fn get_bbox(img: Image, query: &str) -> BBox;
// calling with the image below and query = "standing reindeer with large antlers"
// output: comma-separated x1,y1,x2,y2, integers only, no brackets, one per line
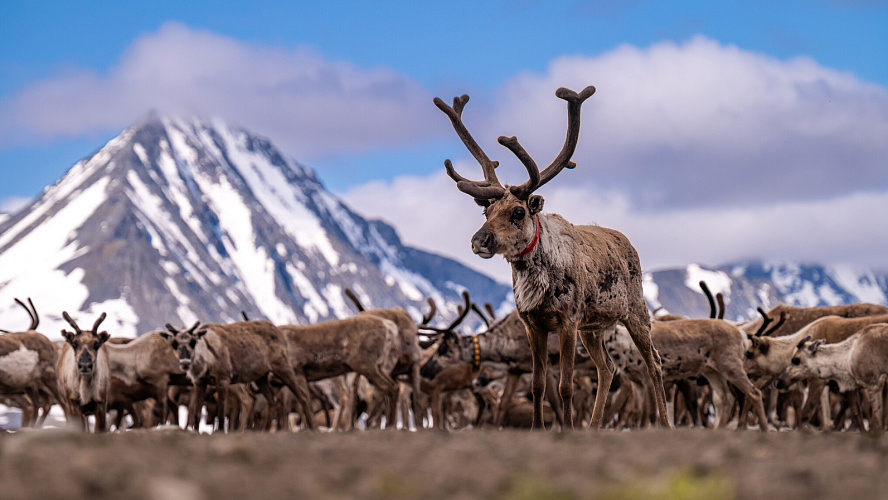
435,86,670,429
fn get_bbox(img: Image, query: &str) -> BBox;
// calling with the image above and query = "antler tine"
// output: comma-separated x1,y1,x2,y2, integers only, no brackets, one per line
716,293,726,320
420,297,438,326
754,307,773,337
188,321,201,334
445,290,472,331
434,95,506,200
509,85,596,200
470,302,491,329
62,311,82,334
762,311,786,337
699,281,716,319
91,312,107,333
344,288,366,312
15,297,38,331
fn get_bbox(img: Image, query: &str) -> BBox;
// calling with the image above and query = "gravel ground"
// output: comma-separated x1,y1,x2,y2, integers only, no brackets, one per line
1,427,887,499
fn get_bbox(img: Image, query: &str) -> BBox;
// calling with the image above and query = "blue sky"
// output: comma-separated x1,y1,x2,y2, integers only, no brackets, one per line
2,1,888,282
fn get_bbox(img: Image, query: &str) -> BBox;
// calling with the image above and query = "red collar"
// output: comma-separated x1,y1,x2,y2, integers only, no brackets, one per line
515,215,540,257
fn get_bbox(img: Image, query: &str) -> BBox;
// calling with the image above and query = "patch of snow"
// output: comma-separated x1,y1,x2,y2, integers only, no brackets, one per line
286,263,327,323
817,283,844,305
204,119,341,267
830,265,888,304
643,273,662,310
82,298,140,338
0,178,110,341
192,171,297,325
685,264,732,296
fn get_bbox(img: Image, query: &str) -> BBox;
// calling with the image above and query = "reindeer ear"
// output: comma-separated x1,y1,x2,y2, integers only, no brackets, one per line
810,339,825,353
796,335,812,350
757,340,770,355
195,325,209,338
61,329,74,343
159,330,173,342
527,194,544,215
98,331,111,344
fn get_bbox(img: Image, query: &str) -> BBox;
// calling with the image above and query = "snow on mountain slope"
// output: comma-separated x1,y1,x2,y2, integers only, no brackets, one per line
644,260,888,321
0,114,511,339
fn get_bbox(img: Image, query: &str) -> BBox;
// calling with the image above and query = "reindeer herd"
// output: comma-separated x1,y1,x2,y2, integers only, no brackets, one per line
3,85,887,435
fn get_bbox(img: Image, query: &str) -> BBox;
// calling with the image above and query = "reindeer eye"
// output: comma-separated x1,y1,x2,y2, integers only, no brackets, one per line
189,340,197,349
510,206,525,222
171,341,179,350
792,357,801,365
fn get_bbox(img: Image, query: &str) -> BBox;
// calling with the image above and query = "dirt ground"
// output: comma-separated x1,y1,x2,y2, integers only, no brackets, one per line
1,427,887,500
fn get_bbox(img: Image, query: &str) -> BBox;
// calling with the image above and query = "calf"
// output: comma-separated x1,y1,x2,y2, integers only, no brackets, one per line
779,324,888,432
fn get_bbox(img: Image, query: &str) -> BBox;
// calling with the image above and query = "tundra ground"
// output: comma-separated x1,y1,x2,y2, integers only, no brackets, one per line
1,428,886,499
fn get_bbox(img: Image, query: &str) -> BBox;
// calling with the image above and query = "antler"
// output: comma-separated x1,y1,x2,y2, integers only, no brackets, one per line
420,297,437,325
343,288,366,312
434,95,506,201
754,307,773,337
14,297,38,331
507,86,596,200
62,311,82,334
699,281,716,319
91,312,107,333
418,290,472,333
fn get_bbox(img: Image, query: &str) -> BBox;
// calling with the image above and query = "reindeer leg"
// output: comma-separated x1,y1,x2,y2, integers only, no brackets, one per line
526,325,550,430
556,323,578,429
622,312,671,428
578,328,614,429
495,372,520,427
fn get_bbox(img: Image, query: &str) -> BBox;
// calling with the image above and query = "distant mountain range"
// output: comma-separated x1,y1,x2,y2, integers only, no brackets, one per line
2,114,886,339
644,261,888,321
0,113,511,338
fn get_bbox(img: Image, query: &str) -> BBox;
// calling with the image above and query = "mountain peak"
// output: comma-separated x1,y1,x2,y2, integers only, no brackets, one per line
0,116,511,339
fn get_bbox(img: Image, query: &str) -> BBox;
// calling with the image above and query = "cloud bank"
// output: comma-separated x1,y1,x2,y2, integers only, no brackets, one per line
3,25,887,282
343,37,888,282
0,22,439,158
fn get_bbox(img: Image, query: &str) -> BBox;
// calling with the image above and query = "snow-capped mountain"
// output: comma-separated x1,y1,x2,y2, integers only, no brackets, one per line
644,260,888,321
0,113,512,339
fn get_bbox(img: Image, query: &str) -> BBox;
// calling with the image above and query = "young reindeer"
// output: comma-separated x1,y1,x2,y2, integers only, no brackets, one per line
434,86,670,429
57,311,112,432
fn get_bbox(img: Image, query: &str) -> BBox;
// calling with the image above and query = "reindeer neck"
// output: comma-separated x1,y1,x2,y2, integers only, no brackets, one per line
509,214,576,312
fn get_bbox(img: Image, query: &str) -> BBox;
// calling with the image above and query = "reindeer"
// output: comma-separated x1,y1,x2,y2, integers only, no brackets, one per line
435,86,669,429
343,288,425,428
161,320,317,432
0,298,61,427
779,324,888,432
103,330,189,428
279,315,402,430
741,303,888,338
56,311,112,432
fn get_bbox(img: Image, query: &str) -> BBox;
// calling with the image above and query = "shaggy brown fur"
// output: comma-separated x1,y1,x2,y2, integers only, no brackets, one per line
436,86,669,429
0,298,61,427
279,315,401,428
161,320,317,432
57,312,112,432
742,303,888,338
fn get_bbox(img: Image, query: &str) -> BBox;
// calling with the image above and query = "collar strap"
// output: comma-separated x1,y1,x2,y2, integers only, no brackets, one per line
514,215,540,257
471,335,481,371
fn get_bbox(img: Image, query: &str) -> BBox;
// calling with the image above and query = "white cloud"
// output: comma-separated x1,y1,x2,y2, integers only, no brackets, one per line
456,36,888,210
0,22,439,158
0,196,31,215
341,170,888,284
344,36,888,281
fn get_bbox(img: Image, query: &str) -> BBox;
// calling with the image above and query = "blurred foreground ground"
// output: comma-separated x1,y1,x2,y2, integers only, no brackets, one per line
1,428,887,499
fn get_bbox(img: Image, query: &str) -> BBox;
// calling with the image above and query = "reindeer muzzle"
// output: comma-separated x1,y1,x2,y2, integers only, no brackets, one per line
471,229,496,259
77,351,94,375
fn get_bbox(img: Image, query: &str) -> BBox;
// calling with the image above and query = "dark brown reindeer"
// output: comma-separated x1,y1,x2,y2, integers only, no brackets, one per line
435,86,670,429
